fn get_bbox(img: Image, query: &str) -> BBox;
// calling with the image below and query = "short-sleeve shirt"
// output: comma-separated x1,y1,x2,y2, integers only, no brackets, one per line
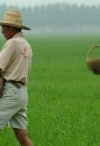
0,32,32,83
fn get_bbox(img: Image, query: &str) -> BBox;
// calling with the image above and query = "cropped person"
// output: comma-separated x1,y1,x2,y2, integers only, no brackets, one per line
0,9,33,146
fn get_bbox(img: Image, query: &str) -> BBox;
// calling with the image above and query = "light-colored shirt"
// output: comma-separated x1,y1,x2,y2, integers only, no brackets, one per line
0,32,32,83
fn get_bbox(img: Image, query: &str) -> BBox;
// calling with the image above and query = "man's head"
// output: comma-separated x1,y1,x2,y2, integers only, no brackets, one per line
0,9,30,39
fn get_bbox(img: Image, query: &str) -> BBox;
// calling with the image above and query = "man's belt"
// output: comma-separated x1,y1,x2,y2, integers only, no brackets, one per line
5,80,25,88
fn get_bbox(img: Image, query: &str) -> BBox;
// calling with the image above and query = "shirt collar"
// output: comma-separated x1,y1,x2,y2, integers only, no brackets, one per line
13,32,24,38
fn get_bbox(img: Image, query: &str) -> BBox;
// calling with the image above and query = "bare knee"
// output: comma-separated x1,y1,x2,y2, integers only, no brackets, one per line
14,128,28,138
13,128,33,146
13,128,29,143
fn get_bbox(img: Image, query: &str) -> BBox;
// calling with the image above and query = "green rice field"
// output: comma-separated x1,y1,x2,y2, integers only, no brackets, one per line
1,35,100,146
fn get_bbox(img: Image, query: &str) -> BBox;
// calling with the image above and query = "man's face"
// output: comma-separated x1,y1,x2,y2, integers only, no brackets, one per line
1,26,14,40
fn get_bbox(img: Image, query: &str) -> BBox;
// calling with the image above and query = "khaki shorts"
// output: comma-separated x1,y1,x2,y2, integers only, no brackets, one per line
0,82,28,129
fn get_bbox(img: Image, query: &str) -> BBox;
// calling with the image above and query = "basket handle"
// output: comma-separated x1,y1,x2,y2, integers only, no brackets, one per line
86,45,100,61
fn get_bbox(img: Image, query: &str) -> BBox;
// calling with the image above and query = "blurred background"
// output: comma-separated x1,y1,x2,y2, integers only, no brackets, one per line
0,0,100,35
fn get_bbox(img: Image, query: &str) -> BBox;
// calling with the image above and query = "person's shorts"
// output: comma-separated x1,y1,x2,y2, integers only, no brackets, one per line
0,82,28,129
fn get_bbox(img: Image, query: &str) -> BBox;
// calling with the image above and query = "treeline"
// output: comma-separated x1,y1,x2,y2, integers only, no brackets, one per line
0,4,100,33
22,4,100,28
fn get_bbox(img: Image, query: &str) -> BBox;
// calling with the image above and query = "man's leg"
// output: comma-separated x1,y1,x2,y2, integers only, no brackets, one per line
13,128,33,146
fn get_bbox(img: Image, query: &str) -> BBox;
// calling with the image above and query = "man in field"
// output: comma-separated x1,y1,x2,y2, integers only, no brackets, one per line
0,9,33,146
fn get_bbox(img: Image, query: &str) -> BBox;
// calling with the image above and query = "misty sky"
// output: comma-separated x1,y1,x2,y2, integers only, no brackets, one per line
0,0,100,7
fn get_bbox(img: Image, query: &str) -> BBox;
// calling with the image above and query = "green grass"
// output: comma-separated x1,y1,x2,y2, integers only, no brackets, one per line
1,35,100,146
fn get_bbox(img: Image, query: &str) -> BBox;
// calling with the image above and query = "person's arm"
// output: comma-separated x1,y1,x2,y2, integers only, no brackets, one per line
0,40,15,71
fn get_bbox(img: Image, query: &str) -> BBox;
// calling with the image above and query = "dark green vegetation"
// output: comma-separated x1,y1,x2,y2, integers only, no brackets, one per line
1,35,100,146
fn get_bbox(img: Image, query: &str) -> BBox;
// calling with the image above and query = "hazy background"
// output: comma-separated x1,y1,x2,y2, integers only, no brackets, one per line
0,0,100,35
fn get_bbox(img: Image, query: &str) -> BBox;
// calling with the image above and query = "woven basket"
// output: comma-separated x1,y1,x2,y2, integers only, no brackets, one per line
86,45,100,74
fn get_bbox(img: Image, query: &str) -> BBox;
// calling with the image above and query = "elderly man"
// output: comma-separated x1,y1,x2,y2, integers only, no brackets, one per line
0,9,33,146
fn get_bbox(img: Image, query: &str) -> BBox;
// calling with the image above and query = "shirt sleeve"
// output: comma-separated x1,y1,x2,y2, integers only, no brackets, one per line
0,40,15,71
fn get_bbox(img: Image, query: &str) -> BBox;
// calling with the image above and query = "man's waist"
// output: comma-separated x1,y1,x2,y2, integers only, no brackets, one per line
4,80,25,88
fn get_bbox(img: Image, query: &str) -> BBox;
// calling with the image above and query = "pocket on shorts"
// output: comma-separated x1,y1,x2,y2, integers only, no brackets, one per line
3,82,20,98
